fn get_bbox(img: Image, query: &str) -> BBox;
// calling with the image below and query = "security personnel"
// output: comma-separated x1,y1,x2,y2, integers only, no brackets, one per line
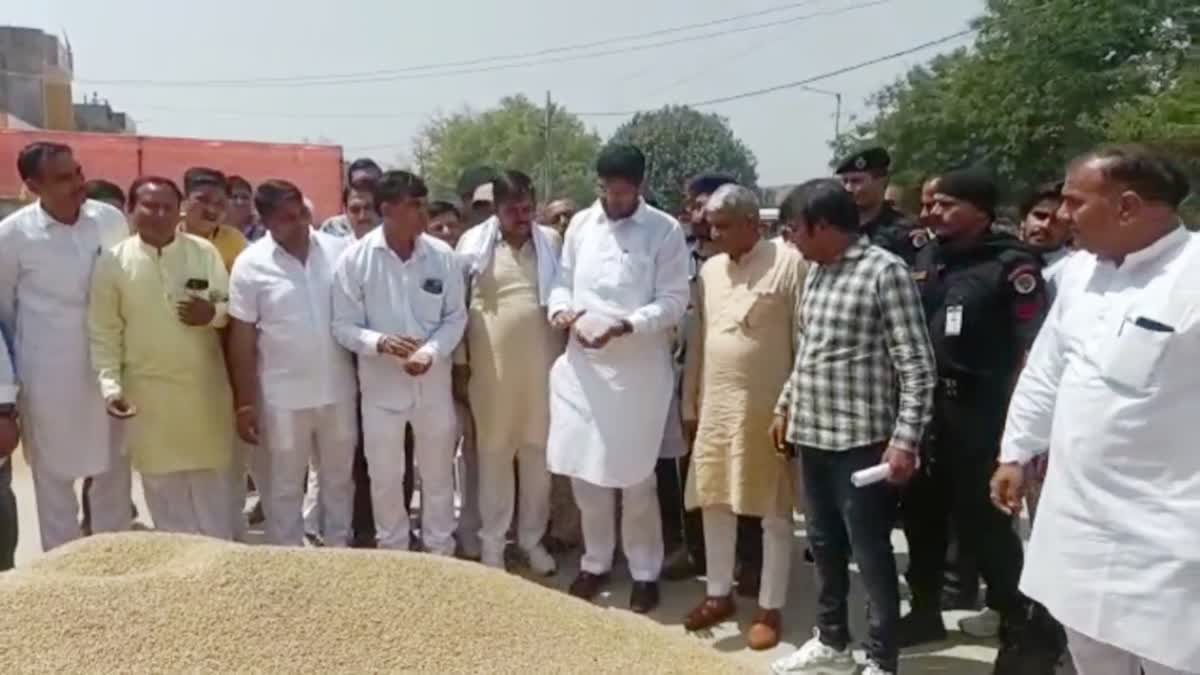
835,146,925,264
897,169,1057,673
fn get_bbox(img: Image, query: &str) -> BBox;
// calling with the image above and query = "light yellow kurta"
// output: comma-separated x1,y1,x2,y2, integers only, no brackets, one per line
460,232,564,453
682,238,807,517
88,234,234,475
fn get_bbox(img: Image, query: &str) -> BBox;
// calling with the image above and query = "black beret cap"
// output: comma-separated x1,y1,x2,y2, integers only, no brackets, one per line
936,168,998,217
835,146,891,175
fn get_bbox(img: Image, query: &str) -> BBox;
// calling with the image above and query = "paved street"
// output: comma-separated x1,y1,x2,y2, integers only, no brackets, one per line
7,451,1012,673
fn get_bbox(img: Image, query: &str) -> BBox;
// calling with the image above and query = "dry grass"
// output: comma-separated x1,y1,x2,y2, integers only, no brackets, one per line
0,533,747,674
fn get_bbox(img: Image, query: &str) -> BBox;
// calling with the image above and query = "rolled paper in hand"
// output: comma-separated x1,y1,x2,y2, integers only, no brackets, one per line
851,463,892,487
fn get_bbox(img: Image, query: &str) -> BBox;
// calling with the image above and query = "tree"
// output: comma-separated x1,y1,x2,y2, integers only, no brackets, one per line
836,0,1199,201
607,106,758,215
413,95,602,205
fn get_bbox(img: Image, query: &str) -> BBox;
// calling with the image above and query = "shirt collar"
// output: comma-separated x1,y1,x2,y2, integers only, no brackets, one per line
838,236,872,263
1119,225,1189,272
369,227,428,259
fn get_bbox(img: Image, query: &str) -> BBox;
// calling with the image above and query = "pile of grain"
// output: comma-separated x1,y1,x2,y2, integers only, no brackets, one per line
0,533,746,674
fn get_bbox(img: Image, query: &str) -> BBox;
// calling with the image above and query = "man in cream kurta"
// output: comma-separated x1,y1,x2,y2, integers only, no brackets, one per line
89,176,235,540
546,144,690,614
0,142,131,552
681,185,807,651
455,170,562,575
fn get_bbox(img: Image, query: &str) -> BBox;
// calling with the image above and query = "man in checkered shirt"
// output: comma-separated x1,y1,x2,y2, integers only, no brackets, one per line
769,179,935,675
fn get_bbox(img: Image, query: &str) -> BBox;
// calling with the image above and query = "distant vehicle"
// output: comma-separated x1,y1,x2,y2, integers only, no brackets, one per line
760,207,781,236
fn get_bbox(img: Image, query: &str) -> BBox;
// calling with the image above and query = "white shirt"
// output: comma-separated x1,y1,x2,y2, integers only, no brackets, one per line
1001,226,1200,671
228,230,356,410
1040,246,1073,301
332,229,466,411
0,200,128,478
545,200,690,487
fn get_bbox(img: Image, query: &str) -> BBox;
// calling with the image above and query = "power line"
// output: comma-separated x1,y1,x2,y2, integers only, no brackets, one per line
575,29,975,117
74,0,828,87
341,29,973,153
70,0,888,89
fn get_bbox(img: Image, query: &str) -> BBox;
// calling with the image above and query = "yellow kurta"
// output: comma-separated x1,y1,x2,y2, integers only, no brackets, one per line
88,234,234,475
460,232,564,452
180,223,247,272
682,238,808,517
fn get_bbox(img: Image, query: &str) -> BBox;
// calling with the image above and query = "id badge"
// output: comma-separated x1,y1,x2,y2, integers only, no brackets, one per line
945,305,963,336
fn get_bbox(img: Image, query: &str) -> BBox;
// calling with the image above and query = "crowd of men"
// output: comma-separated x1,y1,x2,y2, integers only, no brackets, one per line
0,138,1195,675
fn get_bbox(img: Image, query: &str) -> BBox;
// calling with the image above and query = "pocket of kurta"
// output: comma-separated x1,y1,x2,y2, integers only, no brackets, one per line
1100,317,1173,391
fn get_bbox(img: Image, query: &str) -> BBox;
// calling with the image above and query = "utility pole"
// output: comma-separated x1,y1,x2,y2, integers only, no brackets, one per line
543,90,554,200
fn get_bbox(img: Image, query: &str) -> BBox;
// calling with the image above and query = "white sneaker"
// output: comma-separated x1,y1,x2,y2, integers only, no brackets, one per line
522,545,558,577
861,661,895,675
958,608,1001,638
769,631,855,675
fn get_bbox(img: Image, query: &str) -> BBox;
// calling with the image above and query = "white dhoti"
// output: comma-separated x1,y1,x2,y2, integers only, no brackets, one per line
262,400,357,547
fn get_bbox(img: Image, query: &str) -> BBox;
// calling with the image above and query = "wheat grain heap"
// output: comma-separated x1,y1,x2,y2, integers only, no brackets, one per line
0,533,747,674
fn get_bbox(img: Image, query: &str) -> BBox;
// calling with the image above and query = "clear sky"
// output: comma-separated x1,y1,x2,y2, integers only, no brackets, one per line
4,0,984,186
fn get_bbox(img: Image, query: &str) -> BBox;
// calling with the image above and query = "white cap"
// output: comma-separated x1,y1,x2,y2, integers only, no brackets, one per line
471,183,494,204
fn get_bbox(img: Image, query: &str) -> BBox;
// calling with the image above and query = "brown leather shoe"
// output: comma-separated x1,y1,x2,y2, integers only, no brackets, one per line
683,595,736,631
629,581,660,614
568,571,611,601
746,608,782,650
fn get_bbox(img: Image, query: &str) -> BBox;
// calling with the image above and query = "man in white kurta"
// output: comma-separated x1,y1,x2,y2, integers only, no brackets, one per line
547,144,689,614
228,180,358,548
994,147,1199,675
332,170,467,555
0,142,130,552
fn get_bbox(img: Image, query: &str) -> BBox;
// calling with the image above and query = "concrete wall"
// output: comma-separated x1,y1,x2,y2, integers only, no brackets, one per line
0,26,73,130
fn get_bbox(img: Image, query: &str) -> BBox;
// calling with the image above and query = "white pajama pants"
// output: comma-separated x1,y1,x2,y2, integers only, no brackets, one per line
455,401,480,551
143,469,234,540
703,506,792,609
572,474,663,582
362,401,457,555
32,457,131,552
302,458,321,538
263,401,357,547
229,438,270,542
1065,628,1190,675
478,444,550,559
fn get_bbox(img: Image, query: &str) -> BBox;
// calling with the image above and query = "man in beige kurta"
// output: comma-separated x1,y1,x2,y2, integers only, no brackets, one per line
454,170,563,575
680,184,807,651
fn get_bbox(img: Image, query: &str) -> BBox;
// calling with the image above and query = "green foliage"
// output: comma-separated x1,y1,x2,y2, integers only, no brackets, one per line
608,105,758,214
413,95,602,206
837,0,1199,203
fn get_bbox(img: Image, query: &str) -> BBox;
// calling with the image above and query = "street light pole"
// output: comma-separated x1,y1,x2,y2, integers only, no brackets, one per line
798,85,843,141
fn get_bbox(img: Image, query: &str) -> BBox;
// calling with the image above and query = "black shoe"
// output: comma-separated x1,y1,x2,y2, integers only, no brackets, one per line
897,608,947,647
629,581,660,614
803,547,815,564
992,608,1065,675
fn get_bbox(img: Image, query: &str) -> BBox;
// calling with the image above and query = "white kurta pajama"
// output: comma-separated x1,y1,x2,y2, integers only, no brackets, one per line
229,231,357,548
0,200,131,551
546,200,690,582
1001,227,1200,674
332,230,467,555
